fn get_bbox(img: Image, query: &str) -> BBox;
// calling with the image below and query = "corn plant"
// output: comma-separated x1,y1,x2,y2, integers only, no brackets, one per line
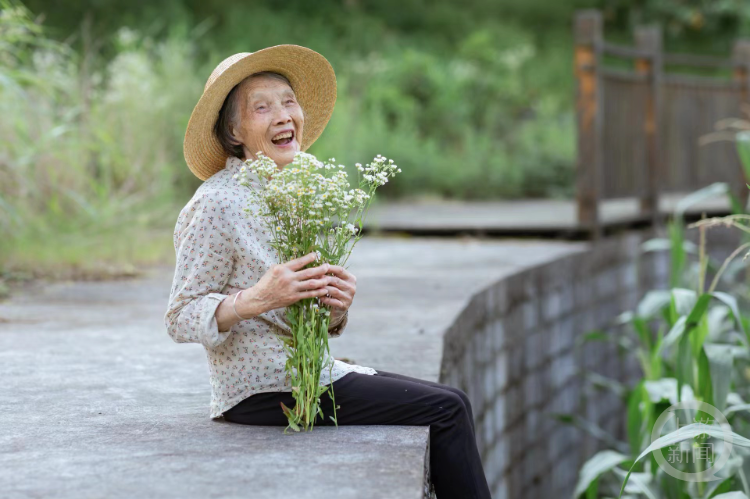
559,166,750,498
567,218,750,498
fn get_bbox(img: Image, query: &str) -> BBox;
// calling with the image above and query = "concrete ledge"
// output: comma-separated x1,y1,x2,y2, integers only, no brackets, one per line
0,235,588,498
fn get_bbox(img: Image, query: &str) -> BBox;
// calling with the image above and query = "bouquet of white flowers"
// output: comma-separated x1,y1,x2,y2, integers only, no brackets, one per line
234,151,400,433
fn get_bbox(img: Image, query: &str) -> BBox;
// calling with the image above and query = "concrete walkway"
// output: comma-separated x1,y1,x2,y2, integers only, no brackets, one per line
0,235,583,499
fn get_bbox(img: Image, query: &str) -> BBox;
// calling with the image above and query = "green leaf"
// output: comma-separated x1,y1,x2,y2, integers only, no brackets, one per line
691,313,711,359
725,404,750,416
627,381,650,457
672,288,699,317
704,344,736,412
713,291,747,338
632,317,652,351
280,401,301,432
736,130,750,184
644,378,694,405
611,468,659,499
708,305,732,343
618,423,750,498
649,332,664,380
686,294,712,327
677,334,694,403
697,346,714,406
661,316,687,351
572,450,629,498
637,290,672,320
691,468,744,499
669,221,686,289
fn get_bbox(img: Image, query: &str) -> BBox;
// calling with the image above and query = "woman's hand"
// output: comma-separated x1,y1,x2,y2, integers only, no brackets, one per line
235,251,334,316
319,264,357,324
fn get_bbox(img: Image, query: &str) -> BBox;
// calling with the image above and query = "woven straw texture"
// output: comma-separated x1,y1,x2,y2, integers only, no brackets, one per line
184,45,337,181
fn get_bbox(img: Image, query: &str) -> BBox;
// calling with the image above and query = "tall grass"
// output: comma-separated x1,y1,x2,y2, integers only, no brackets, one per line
0,0,576,279
0,4,203,279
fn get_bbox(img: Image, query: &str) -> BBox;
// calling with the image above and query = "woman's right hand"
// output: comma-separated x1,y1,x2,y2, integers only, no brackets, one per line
236,251,333,317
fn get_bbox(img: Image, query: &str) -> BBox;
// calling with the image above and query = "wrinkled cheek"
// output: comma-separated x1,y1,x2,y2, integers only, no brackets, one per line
249,138,272,157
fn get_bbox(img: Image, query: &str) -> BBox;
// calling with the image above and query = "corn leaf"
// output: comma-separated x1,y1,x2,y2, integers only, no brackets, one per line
573,450,629,498
704,344,736,412
618,423,750,498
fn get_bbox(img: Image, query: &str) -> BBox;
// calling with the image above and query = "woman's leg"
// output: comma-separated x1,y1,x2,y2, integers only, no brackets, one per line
223,372,491,499
371,370,476,438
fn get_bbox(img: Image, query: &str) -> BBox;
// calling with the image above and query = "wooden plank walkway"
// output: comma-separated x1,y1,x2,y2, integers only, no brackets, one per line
362,192,735,237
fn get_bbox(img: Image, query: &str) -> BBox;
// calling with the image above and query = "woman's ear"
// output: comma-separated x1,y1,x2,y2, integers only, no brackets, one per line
229,124,242,146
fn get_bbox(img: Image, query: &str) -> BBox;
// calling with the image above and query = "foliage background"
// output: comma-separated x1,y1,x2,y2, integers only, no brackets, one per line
3,0,750,278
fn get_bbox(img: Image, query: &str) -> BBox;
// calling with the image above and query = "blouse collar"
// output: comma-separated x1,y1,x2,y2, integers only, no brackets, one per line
225,156,261,187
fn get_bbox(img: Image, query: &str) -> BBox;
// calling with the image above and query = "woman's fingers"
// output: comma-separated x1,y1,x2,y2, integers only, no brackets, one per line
326,264,355,283
321,274,354,293
280,256,357,310
320,296,346,308
320,286,348,308
295,275,332,292
299,287,331,300
284,251,319,272
295,263,330,281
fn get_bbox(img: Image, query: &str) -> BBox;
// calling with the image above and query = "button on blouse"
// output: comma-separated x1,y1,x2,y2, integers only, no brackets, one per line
164,156,377,420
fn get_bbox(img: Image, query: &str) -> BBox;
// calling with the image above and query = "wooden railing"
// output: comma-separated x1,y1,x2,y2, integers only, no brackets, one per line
574,9,750,236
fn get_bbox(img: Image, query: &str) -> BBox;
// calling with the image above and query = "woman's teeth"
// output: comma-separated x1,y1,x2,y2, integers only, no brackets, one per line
271,131,294,145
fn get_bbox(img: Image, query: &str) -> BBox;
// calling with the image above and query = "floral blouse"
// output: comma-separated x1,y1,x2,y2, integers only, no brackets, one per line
164,155,377,420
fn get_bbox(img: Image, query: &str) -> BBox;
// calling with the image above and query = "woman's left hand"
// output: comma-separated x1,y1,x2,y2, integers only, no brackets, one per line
223,264,356,324
320,264,356,323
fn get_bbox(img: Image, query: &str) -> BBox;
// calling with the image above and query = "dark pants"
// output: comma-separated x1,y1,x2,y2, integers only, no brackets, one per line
223,369,492,499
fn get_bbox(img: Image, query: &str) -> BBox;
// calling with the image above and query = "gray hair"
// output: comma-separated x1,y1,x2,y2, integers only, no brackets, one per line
214,71,294,158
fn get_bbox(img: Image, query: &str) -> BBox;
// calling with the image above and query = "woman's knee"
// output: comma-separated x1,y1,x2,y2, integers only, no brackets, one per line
441,385,472,415
438,390,470,419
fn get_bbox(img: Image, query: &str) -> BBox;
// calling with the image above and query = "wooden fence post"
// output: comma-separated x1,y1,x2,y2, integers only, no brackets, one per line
733,40,750,211
575,10,604,239
635,25,662,229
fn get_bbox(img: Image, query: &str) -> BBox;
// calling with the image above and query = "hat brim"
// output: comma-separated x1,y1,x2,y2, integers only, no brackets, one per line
184,45,337,181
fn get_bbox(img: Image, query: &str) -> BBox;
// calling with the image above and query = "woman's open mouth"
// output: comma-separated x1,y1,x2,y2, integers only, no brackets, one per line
271,130,295,147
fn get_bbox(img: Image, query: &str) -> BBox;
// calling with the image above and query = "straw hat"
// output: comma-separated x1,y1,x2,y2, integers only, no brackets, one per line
183,44,337,181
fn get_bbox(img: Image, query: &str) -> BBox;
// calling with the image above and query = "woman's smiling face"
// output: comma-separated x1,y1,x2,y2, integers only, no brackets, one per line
231,74,304,168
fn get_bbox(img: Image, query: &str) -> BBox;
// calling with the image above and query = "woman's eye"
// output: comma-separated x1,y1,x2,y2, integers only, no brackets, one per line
286,99,295,105
256,105,267,111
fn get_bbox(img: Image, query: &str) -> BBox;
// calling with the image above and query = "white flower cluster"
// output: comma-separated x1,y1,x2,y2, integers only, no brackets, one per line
232,151,401,433
234,151,400,261
355,154,401,187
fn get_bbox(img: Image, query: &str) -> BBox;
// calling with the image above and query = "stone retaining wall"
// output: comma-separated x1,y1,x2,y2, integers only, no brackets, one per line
438,226,742,498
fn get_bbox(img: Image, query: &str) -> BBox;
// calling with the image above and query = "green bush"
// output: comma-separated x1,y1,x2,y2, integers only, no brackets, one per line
0,0,579,276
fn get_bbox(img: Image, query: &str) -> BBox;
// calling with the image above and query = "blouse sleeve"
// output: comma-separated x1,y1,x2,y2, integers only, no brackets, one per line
164,191,236,349
327,311,348,338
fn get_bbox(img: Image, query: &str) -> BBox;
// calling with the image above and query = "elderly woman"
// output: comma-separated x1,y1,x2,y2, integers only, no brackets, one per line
165,45,491,499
